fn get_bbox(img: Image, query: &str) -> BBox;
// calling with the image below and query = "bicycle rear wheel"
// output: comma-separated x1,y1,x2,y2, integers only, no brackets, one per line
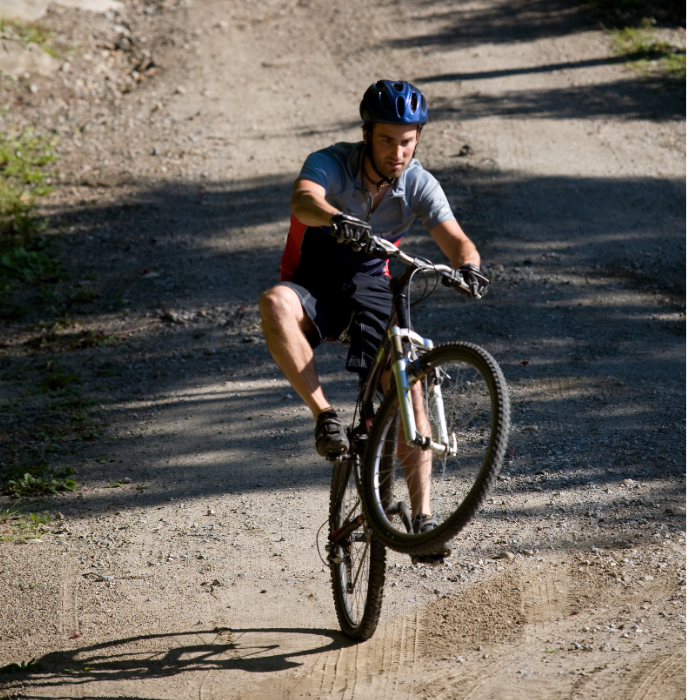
362,342,510,556
329,456,386,640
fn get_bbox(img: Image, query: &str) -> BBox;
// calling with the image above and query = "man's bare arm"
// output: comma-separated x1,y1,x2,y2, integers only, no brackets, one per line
429,220,481,269
290,178,340,227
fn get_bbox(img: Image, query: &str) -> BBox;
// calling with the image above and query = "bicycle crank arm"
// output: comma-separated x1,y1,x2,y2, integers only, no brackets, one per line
329,514,364,546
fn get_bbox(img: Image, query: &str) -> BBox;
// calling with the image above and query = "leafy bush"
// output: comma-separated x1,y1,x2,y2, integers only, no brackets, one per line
0,658,44,674
0,246,61,282
3,466,77,498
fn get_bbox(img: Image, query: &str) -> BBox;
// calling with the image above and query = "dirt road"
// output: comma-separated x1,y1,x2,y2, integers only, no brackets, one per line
0,0,685,698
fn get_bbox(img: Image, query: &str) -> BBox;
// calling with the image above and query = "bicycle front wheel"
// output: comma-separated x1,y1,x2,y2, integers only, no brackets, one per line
362,342,510,556
329,457,386,641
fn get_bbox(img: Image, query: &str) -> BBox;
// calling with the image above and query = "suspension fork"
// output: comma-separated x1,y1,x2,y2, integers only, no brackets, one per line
388,326,456,457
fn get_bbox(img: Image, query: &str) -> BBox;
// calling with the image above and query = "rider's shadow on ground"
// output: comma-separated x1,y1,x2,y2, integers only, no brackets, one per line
17,627,350,691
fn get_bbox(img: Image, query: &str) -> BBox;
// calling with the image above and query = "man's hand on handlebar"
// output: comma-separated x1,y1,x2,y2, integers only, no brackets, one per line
459,263,489,298
442,263,489,298
330,213,372,250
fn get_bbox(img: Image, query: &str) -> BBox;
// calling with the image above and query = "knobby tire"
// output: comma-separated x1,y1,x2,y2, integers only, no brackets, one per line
329,457,386,641
362,342,511,556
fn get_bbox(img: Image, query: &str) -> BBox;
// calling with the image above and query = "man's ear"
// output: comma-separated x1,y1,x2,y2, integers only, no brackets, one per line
362,126,368,146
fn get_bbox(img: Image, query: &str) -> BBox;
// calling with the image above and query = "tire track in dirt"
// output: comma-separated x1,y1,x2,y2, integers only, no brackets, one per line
520,564,572,631
59,556,81,640
622,652,685,700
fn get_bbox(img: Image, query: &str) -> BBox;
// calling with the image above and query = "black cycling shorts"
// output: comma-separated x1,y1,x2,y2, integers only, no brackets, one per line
277,271,392,377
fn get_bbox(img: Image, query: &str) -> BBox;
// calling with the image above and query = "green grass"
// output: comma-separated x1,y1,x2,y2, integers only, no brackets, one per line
611,21,685,80
0,125,63,311
0,126,58,245
0,504,55,542
581,0,685,81
0,357,105,498
0,18,56,56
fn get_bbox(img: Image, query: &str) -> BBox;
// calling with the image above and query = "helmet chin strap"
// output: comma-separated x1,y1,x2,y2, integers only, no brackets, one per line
364,133,395,189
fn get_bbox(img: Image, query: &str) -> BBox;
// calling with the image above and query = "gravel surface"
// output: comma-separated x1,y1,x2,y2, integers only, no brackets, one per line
0,0,685,698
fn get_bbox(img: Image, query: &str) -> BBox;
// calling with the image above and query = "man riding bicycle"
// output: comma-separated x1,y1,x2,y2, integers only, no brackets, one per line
259,79,487,537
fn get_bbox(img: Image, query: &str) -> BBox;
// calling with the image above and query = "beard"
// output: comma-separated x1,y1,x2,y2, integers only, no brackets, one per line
369,140,416,181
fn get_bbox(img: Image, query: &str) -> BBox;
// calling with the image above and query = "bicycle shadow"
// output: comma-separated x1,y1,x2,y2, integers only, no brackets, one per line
19,626,351,691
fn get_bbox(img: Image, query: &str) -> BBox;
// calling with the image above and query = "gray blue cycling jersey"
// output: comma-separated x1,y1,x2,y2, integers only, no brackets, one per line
281,141,455,281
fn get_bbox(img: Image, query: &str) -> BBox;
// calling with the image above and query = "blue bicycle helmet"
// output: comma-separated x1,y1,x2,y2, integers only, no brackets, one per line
360,80,428,125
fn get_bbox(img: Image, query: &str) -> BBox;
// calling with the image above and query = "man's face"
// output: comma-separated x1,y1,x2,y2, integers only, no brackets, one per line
364,123,420,180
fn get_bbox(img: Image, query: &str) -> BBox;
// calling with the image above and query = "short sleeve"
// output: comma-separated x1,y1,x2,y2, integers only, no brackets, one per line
298,148,344,194
407,172,455,231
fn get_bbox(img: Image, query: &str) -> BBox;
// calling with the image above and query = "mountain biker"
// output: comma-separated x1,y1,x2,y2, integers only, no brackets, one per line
259,79,487,537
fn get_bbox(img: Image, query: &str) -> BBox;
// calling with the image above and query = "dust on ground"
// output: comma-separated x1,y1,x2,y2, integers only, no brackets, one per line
0,0,685,698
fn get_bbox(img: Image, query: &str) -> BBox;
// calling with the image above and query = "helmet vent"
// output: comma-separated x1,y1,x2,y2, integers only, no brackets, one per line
378,91,392,114
410,92,419,113
397,96,406,117
393,81,404,91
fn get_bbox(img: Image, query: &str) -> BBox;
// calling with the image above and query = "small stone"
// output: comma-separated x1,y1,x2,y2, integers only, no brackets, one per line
458,144,471,156
55,512,65,520
477,646,483,651
496,551,515,561
206,509,215,516
175,85,186,94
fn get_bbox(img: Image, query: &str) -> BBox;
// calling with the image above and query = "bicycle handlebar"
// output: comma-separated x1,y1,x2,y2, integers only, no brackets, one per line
330,226,486,299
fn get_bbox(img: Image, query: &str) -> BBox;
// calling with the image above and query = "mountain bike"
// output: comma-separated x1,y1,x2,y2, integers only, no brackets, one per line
325,231,511,641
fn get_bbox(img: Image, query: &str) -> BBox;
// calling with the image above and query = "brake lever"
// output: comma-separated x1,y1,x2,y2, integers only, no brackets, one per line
441,270,481,298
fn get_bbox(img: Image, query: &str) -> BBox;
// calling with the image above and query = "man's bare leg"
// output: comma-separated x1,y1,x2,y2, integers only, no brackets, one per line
259,285,331,420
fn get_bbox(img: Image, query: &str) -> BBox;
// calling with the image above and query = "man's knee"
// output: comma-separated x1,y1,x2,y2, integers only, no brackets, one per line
259,286,302,326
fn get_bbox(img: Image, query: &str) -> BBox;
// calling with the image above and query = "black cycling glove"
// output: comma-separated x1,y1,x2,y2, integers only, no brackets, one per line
459,263,489,298
330,213,372,251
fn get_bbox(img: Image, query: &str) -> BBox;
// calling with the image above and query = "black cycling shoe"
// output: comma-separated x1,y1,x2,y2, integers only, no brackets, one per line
314,410,349,457
410,513,452,566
